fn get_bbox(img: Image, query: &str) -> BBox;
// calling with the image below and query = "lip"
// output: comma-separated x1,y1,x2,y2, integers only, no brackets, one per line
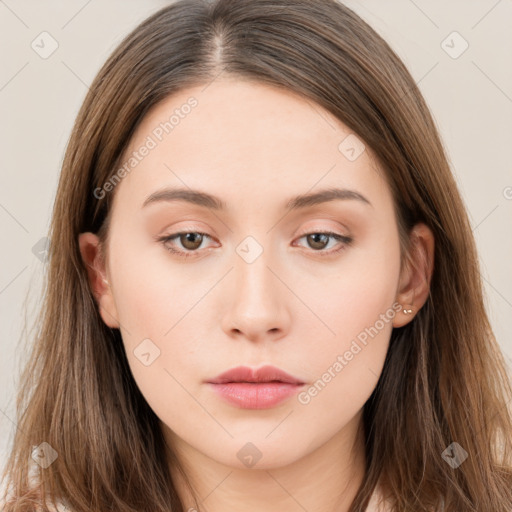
206,365,305,409
207,365,305,385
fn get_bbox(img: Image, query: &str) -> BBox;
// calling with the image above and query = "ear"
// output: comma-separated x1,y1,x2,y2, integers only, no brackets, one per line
78,232,120,329
392,223,435,328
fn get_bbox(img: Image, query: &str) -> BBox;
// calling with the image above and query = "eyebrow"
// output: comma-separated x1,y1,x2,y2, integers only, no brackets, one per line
141,186,372,210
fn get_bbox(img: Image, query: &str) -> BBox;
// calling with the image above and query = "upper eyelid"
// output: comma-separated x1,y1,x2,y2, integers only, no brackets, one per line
160,227,349,239
160,220,350,237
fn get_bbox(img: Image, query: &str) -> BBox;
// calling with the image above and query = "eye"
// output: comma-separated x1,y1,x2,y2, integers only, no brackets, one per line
156,231,215,259
293,231,353,257
155,230,353,259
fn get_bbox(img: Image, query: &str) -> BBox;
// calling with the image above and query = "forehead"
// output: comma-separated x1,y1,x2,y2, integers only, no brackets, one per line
111,79,391,216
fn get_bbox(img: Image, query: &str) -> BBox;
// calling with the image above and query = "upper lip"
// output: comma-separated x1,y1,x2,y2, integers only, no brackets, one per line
206,365,305,385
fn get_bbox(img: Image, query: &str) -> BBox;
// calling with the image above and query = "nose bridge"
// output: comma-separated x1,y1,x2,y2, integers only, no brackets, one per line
233,233,279,307
221,232,290,340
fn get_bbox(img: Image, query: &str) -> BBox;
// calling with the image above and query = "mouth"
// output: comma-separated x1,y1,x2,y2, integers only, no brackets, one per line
206,365,305,409
206,364,305,385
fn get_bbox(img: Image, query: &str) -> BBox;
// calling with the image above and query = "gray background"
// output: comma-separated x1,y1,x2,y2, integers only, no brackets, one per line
1,0,511,471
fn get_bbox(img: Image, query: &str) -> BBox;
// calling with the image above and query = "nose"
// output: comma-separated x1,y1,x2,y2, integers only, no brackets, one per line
220,245,291,343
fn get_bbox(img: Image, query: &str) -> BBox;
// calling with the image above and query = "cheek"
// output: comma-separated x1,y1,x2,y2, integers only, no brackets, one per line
109,261,199,430
107,242,213,412
307,227,401,350
295,229,401,412
109,237,206,341
295,298,396,439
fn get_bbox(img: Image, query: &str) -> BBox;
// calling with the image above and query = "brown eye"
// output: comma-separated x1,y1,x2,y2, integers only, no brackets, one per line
294,231,353,257
179,232,204,250
157,231,213,259
306,233,330,250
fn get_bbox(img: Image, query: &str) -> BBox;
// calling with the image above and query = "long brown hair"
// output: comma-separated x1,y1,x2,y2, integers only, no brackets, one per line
2,0,511,510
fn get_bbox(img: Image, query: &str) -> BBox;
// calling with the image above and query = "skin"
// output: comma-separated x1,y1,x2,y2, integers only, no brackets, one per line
79,78,434,512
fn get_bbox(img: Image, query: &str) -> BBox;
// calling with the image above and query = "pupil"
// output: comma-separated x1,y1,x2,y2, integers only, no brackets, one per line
183,233,201,249
309,233,327,249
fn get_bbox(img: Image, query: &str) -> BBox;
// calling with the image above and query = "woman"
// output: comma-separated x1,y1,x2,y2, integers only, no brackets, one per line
2,0,511,510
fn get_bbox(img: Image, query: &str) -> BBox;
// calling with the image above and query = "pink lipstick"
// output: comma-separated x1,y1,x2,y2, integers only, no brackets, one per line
206,365,305,409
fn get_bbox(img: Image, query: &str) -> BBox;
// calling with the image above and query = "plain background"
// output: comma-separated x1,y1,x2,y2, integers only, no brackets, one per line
1,0,511,471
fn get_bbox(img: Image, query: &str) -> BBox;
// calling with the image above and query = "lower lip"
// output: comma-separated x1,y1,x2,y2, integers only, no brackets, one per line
207,382,304,409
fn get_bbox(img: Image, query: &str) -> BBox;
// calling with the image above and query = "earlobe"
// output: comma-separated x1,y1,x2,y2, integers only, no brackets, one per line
392,223,435,328
78,232,120,329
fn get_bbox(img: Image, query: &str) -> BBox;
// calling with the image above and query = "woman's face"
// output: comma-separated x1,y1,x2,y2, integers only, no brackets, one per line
80,79,411,470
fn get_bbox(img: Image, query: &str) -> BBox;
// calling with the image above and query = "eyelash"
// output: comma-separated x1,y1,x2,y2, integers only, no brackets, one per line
156,230,353,259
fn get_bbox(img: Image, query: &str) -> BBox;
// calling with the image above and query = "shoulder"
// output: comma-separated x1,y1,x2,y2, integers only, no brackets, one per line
0,461,71,511
365,482,446,512
366,481,393,512
0,498,69,512
0,497,70,512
